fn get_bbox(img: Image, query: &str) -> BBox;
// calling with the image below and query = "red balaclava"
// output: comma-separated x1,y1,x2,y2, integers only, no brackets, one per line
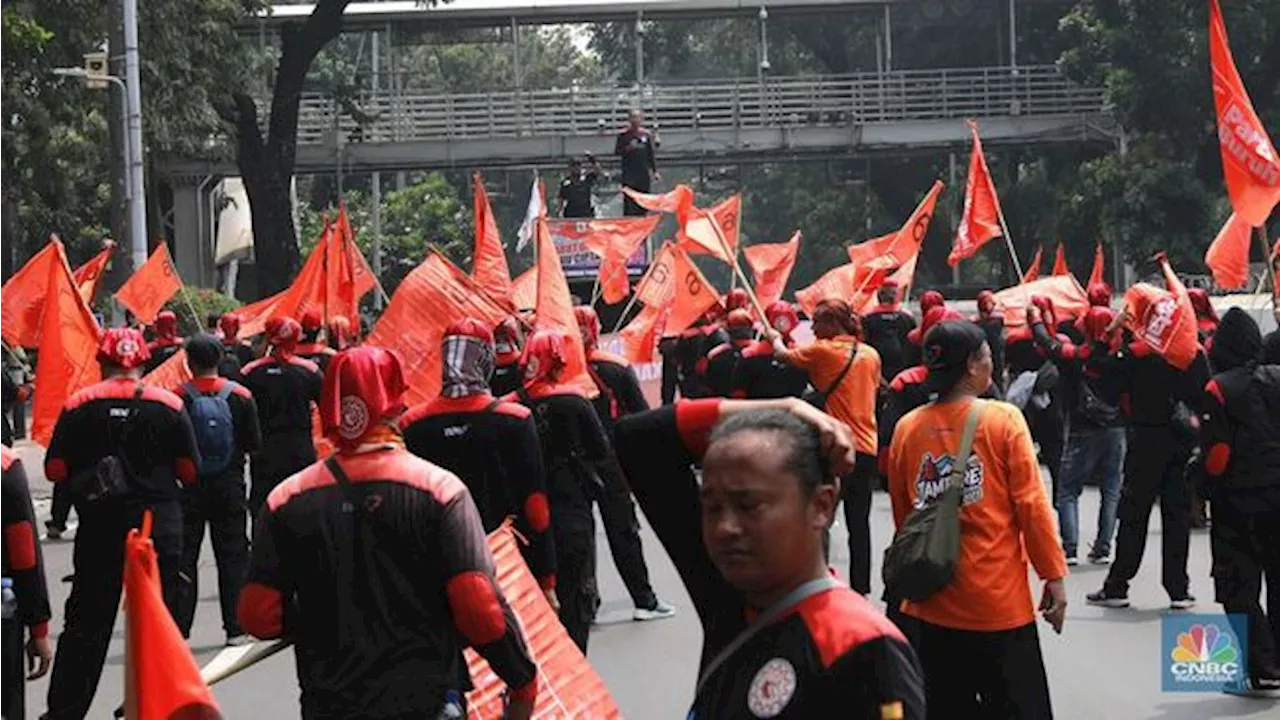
700,301,727,327
910,306,966,346
320,346,407,452
725,309,755,345
976,290,998,318
265,316,302,358
574,305,602,352
1082,306,1116,344
919,290,945,316
98,327,151,370
494,316,525,366
1087,283,1112,308
218,313,241,343
725,287,750,313
300,310,324,340
154,311,179,344
328,315,354,351
1188,288,1217,322
521,330,568,388
1030,295,1057,329
765,300,800,345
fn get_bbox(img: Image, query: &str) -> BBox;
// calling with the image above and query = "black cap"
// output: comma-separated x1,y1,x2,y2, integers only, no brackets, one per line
922,321,987,396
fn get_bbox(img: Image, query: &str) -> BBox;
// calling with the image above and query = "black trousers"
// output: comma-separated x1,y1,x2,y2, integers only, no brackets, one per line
249,437,316,518
554,504,598,654
2,616,23,719
175,468,250,638
45,500,182,720
842,453,876,595
916,620,1053,719
1027,403,1064,502
1103,426,1191,598
596,460,657,610
1210,488,1280,679
49,482,73,528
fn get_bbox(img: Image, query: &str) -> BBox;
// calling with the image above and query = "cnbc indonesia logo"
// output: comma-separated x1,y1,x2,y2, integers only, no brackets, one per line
1169,623,1240,686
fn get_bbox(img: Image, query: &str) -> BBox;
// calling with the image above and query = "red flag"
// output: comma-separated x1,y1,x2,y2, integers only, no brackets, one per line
1052,243,1070,276
1210,0,1280,227
846,233,897,266
366,251,510,406
949,121,1004,266
327,206,377,321
115,243,183,325
125,512,222,720
556,216,661,305
534,216,596,397
666,243,723,336
856,253,919,314
622,185,694,219
992,275,1089,328
73,240,116,305
744,231,802,308
141,349,192,392
634,242,679,308
1122,254,1199,370
794,263,883,318
619,303,668,363
511,268,538,311
232,292,284,339
264,222,331,325
679,194,741,263
1204,212,1254,290
1,240,61,348
464,524,620,718
877,180,945,270
1022,246,1044,283
31,241,102,446
1088,242,1106,288
471,173,514,305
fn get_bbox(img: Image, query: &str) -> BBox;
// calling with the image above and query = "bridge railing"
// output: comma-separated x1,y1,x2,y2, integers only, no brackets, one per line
288,65,1106,145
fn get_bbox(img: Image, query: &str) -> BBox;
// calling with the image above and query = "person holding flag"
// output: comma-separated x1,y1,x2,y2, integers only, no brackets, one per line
972,289,1007,392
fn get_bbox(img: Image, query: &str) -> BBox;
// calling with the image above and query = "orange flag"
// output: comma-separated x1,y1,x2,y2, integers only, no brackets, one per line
326,205,377,321
1088,242,1106,288
679,194,741,263
949,121,1004,266
1021,246,1044,283
619,303,669,363
1210,0,1280,227
634,243,679,309
125,512,222,720
472,173,514,306
744,231,802,308
465,524,620,718
666,244,723,336
534,216,596,397
31,241,102,446
232,292,284,339
846,233,897,266
622,185,694,219
1,240,61,348
993,275,1089,328
1052,243,1070,276
262,221,332,325
1204,212,1254,290
796,263,856,319
857,253,919,314
872,180,945,271
73,240,116,305
141,349,192,392
511,268,538,311
115,243,183,325
1122,254,1199,370
557,216,661,305
367,252,510,406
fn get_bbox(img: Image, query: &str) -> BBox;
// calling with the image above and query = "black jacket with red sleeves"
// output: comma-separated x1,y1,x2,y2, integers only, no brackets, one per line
586,349,650,430
45,377,200,501
614,400,926,718
2,447,51,640
401,393,556,586
241,353,323,440
237,449,537,719
1202,363,1280,489
506,384,614,518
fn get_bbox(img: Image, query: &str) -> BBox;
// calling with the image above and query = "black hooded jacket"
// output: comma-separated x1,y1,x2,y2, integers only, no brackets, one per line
1201,308,1280,490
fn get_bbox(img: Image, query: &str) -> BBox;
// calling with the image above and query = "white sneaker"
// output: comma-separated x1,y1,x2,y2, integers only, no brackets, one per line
225,634,254,647
633,600,676,622
1170,596,1197,610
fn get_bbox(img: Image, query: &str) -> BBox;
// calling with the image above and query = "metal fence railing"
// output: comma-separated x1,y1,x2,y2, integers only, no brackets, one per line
282,65,1107,146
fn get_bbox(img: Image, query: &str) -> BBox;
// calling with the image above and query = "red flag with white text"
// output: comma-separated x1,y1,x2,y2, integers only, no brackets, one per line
948,121,1004,266
1121,254,1199,370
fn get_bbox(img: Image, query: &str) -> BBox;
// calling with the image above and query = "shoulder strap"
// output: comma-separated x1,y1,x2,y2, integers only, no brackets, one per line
484,397,503,413
215,381,236,401
324,456,361,517
180,381,198,399
824,343,859,395
949,401,984,491
694,575,842,698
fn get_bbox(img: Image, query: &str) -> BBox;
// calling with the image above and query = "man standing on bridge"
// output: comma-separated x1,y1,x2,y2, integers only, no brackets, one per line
616,108,660,216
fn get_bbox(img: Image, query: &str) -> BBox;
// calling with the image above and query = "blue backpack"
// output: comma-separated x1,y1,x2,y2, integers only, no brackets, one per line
182,382,238,477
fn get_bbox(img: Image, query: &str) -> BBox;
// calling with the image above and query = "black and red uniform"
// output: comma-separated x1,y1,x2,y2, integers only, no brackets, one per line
237,450,538,719
3,446,51,720
672,324,729,400
614,400,926,718
217,314,258,382
43,375,199,720
863,301,917,383
241,352,323,516
491,318,526,398
145,310,184,373
296,342,337,375
173,376,263,639
402,395,556,587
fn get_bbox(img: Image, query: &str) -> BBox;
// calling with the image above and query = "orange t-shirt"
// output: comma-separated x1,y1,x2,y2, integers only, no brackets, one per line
785,336,880,455
887,399,1067,632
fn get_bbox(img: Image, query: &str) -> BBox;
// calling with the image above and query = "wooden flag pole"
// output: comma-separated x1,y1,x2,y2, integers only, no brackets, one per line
177,282,202,332
994,203,1024,281
706,208,768,322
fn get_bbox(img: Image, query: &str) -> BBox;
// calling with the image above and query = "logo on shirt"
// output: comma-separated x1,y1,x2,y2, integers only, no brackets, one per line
747,657,797,718
914,452,984,509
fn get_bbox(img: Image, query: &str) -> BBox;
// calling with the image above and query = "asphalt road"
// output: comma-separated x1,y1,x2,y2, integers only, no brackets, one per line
13,440,1278,719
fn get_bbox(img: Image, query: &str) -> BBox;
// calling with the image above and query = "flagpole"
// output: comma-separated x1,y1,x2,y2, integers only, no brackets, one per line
1258,225,1277,305
177,282,202,332
994,203,1025,281
706,208,768,322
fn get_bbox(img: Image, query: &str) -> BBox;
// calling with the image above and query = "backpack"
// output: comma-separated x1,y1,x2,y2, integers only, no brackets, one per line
182,381,238,478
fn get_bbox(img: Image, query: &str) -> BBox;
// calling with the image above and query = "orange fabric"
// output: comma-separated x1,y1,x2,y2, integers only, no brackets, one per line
1087,242,1106,288
795,264,883,319
366,251,511,407
784,337,880,455
115,243,182,325
232,291,284,339
31,241,102,446
559,216,661,305
846,232,897,266
1204,212,1254,290
666,244,723,338
949,122,1003,266
325,205,378,322
622,184,695,219
856,254,919,315
619,303,668,363
534,216,597,398
678,194,741,263
0,240,60,348
634,242,678,308
511,268,538,311
744,231,802,308
141,349,193,392
472,174,514,306
73,242,115,305
125,512,223,719
465,524,620,718
874,180,944,271
1210,0,1280,227
992,275,1088,328
1051,243,1070,276
1121,254,1199,371
1021,246,1043,283
887,400,1066,632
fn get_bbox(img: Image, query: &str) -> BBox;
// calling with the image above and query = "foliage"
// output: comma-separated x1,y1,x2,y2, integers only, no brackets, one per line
162,287,243,336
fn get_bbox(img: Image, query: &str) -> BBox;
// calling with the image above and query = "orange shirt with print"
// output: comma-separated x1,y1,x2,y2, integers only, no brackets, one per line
784,336,881,456
887,399,1066,632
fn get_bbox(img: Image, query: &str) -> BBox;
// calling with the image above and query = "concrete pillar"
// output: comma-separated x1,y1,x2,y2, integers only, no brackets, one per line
168,174,216,287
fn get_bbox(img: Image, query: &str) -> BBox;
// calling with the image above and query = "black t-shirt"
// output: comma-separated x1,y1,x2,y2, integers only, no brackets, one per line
174,376,263,477
862,307,917,381
507,386,613,520
615,127,657,190
558,171,597,218
241,354,323,440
